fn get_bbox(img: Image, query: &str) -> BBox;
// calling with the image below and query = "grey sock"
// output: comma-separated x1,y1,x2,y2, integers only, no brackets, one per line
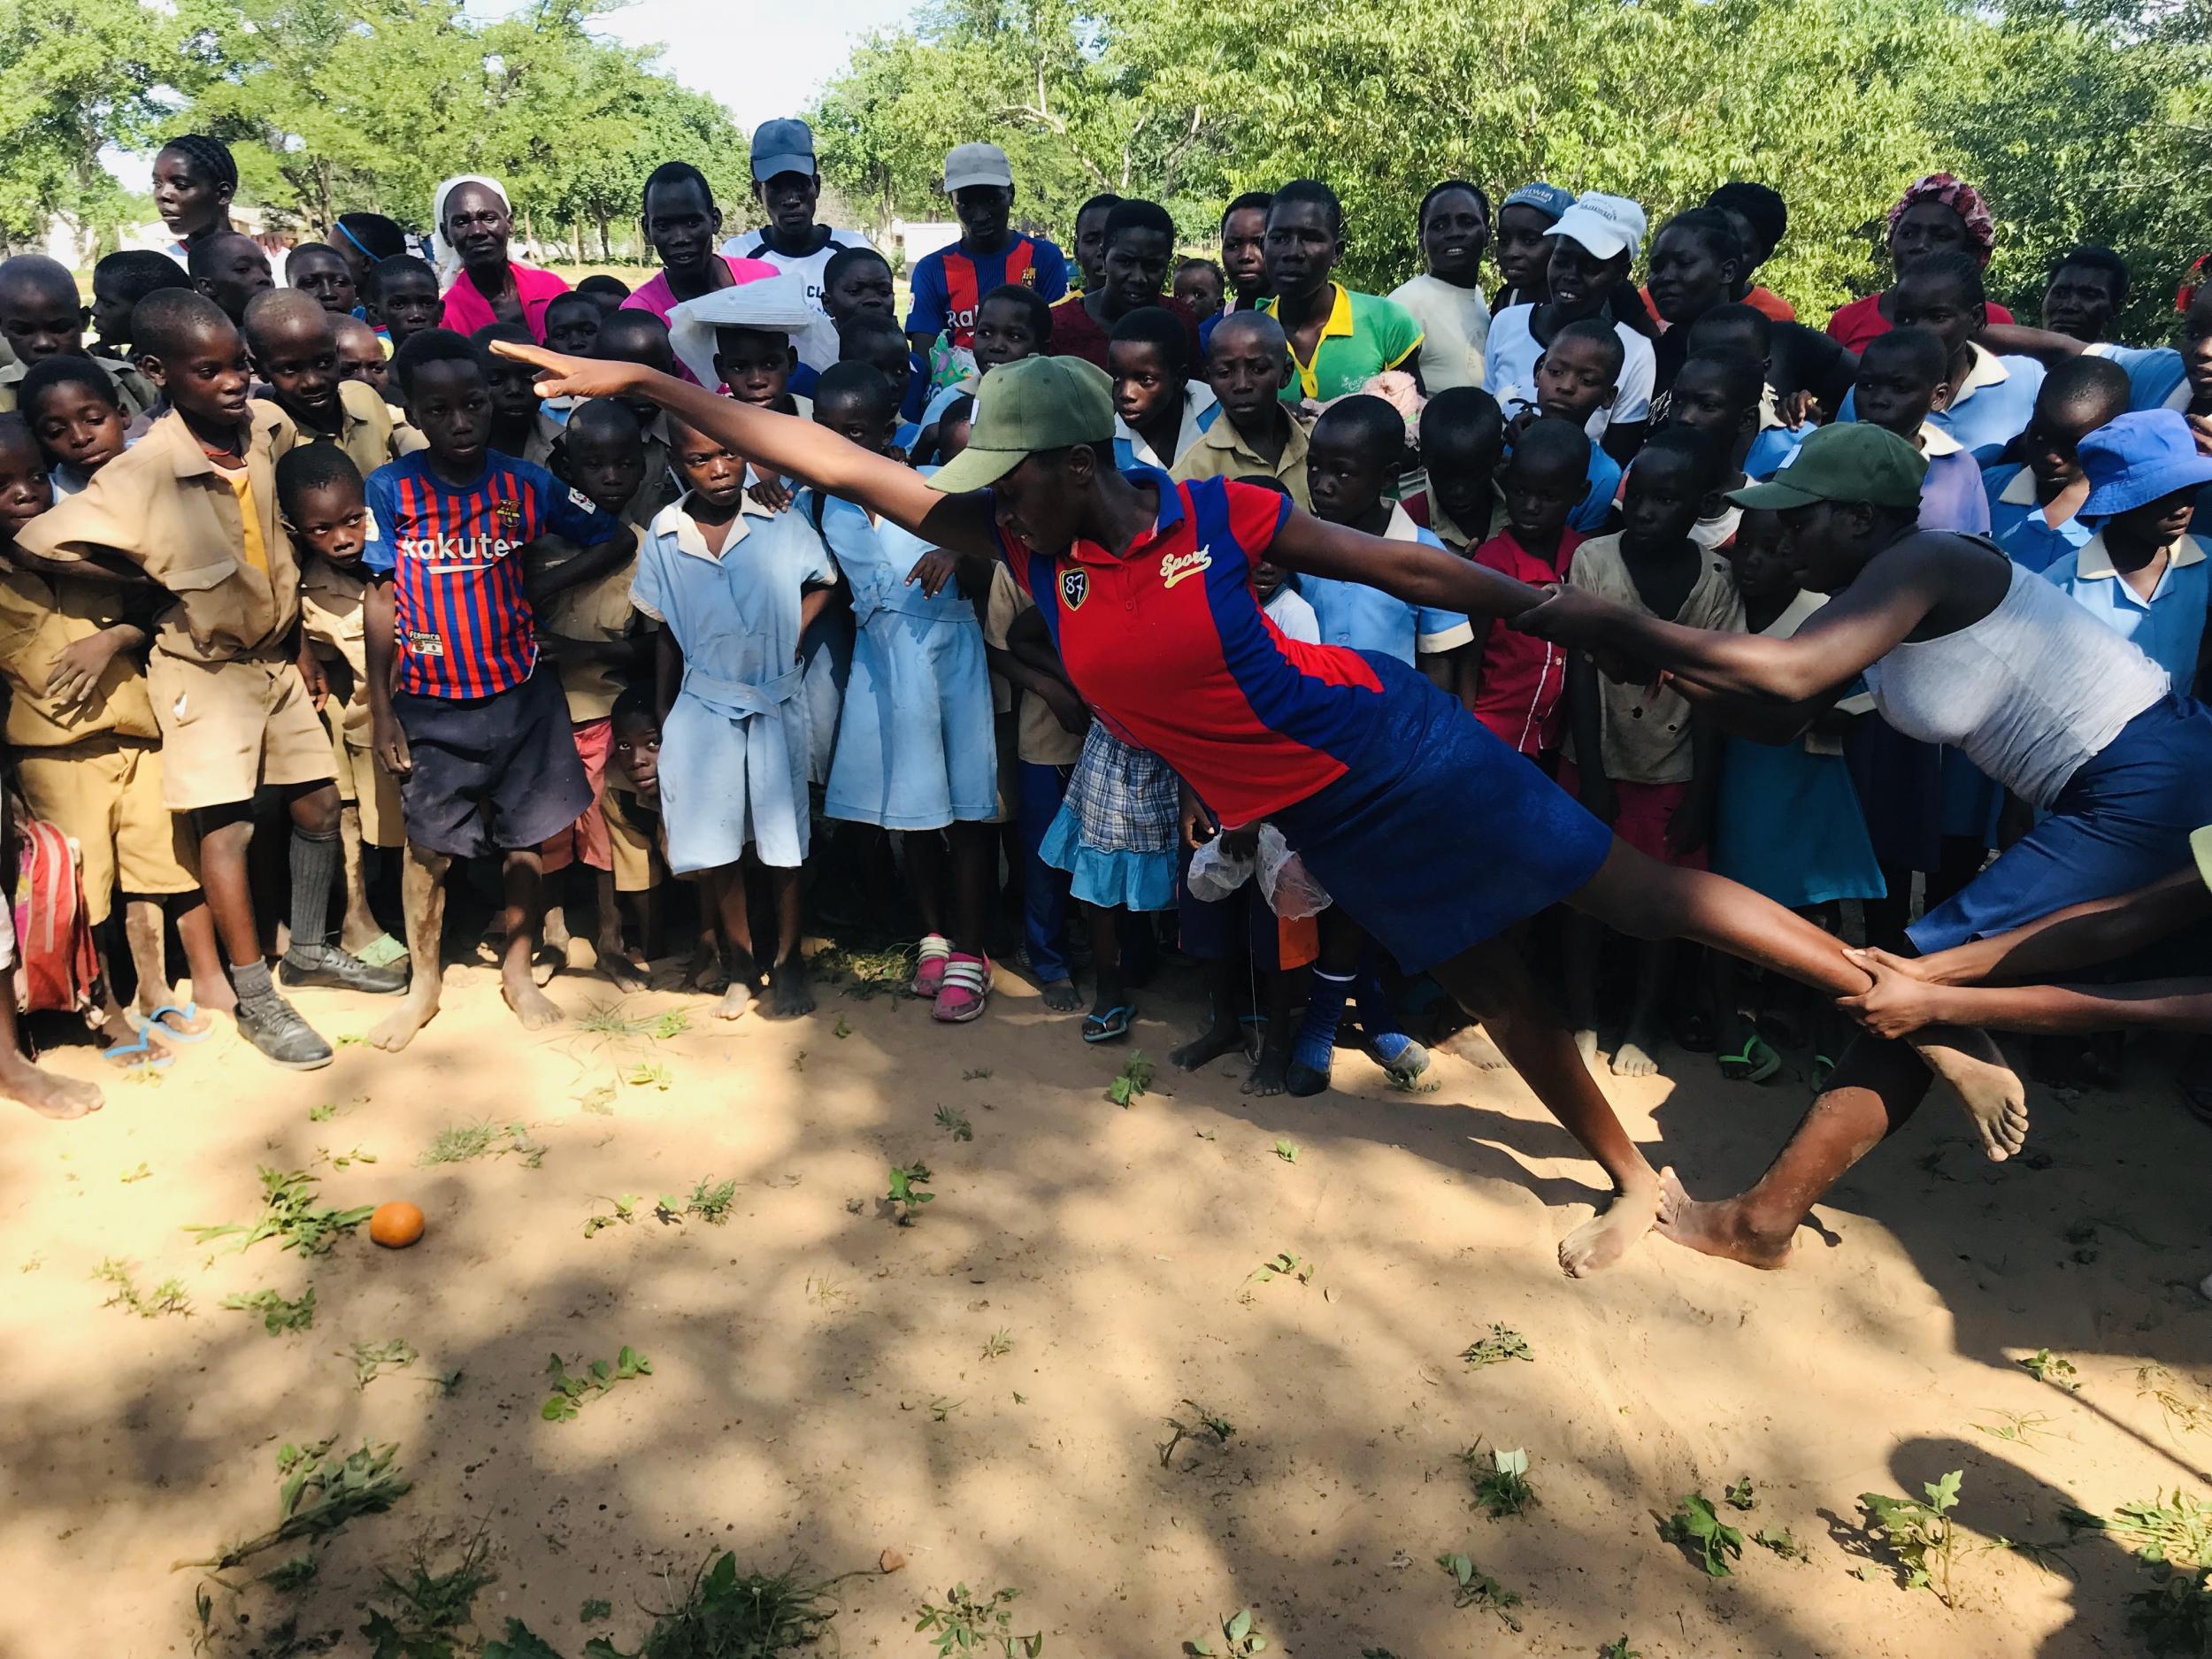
289,828,340,954
233,959,273,1001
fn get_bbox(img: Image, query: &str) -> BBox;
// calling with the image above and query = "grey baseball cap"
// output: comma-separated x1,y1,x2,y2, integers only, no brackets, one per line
750,119,817,181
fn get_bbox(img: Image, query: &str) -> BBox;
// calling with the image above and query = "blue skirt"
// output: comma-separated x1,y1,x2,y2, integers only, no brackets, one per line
1909,695,2212,952
1713,735,1886,911
1040,804,1179,912
1271,652,1612,972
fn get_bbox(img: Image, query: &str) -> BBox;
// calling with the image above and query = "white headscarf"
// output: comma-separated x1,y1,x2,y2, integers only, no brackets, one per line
431,174,511,285
666,273,839,391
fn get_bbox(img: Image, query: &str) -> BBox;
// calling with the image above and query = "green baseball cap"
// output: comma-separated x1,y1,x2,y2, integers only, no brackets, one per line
1728,422,1929,512
926,356,1115,495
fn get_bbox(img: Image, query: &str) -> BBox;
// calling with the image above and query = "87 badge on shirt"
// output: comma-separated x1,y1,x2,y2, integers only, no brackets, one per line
1060,567,1089,611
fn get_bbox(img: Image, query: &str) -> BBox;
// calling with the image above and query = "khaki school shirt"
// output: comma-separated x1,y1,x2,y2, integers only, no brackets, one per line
15,404,303,664
1171,407,1313,510
1565,534,1745,786
0,352,157,419
541,548,642,722
984,565,1084,767
0,559,160,746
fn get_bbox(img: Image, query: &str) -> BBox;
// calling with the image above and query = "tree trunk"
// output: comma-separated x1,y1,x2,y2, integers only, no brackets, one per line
597,215,612,260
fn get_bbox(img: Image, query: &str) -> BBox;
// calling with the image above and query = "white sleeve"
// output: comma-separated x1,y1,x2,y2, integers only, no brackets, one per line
1611,328,1656,424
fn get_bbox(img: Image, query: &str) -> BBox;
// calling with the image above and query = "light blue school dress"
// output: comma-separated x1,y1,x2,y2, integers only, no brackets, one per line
1838,347,2047,463
1298,503,1475,663
813,488,997,830
1984,462,2093,573
631,495,837,872
2041,531,2210,690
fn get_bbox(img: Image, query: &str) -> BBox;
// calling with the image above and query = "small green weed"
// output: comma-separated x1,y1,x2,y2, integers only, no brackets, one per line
1975,1409,2062,1447
119,1161,151,1183
579,1597,612,1623
359,1531,495,1655
1755,1525,1810,1562
2139,1364,2212,1440
541,1347,651,1422
1272,1139,1299,1164
685,1176,738,1225
93,1256,191,1318
980,1327,1014,1361
833,1016,853,1039
582,1194,642,1238
2092,1491,2212,1567
916,1583,1041,1656
1107,1051,1155,1107
935,1105,974,1141
1600,1641,1642,1659
1240,1251,1314,1302
1661,1494,1745,1578
221,1287,316,1335
1463,1444,1536,1517
963,1066,993,1080
2131,1563,2212,1656
185,1166,375,1256
888,1163,935,1224
626,1060,674,1091
1189,1605,1266,1655
1437,1553,1522,1628
173,1438,410,1571
417,1119,545,1168
1461,1325,1532,1369
261,1553,319,1592
814,938,917,1000
1859,1470,1965,1605
348,1339,417,1390
2020,1348,2081,1391
1725,1476,1756,1510
1161,1400,1235,1466
309,1102,336,1123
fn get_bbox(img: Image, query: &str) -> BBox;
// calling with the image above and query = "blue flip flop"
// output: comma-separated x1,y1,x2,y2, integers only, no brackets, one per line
138,1004,211,1045
104,1025,175,1070
1082,1004,1135,1043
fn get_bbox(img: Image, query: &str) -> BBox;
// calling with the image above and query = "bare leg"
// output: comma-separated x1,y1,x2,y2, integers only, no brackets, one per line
195,810,265,971
1245,964,1304,1096
369,847,449,1051
173,897,234,1016
336,803,382,954
1611,937,1672,1078
708,864,757,1019
593,871,647,986
1658,1033,1932,1269
765,863,813,1017
123,898,211,1038
1171,955,1242,1071
1563,910,1603,1068
88,934,140,1056
1570,841,2027,1158
0,997,100,1118
1429,937,1660,1277
500,849,562,1029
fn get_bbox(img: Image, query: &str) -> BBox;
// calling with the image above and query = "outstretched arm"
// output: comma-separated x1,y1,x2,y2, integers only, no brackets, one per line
1876,863,2212,987
1265,506,1549,619
490,341,1002,561
1843,963,2212,1038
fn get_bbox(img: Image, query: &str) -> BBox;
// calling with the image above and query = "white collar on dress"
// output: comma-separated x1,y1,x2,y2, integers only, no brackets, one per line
649,490,773,561
2074,530,2207,581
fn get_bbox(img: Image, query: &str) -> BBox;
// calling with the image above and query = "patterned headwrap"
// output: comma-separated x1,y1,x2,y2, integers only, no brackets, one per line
1888,173,1995,267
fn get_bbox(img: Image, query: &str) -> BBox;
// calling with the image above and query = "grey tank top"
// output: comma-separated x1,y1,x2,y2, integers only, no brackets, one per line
1860,546,2168,810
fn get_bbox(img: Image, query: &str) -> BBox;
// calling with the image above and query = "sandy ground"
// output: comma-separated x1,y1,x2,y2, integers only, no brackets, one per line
1,945,2207,1658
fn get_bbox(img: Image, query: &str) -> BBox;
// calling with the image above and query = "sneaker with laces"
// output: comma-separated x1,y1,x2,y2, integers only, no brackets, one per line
278,943,409,995
234,990,334,1070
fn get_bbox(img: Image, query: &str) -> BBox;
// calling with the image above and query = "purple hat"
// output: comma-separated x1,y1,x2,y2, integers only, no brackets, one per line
2079,409,2212,517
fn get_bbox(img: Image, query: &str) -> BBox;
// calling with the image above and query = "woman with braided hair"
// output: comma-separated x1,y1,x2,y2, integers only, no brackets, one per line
151,135,239,265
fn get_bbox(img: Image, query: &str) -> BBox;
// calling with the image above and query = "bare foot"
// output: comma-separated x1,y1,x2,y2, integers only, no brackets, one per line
1039,977,1081,1012
1573,1026,1601,1069
1171,1024,1242,1071
502,973,564,1031
714,980,756,1021
768,960,815,1018
1445,1023,1511,1070
1610,1040,1661,1079
1907,1027,2029,1162
531,944,562,987
0,1056,102,1118
1556,1177,1662,1277
599,938,649,990
1654,1167,1794,1269
682,949,730,995
368,987,442,1052
1242,1049,1290,1096
140,1002,214,1041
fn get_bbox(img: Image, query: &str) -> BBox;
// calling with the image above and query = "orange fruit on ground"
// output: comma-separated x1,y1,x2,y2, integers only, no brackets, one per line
369,1201,426,1248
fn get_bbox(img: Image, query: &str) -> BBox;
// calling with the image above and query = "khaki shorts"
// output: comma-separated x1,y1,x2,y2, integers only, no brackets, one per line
323,707,404,849
13,735,199,925
148,652,335,811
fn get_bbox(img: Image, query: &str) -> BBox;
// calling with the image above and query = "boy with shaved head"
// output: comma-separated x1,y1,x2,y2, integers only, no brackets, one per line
188,233,274,327
1171,310,1313,507
0,255,156,418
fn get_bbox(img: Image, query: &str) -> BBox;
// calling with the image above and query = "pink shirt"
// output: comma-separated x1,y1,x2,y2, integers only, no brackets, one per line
620,256,780,382
440,262,572,342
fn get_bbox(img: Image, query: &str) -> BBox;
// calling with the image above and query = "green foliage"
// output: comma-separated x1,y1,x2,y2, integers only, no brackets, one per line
980,1327,1014,1360
814,939,917,1000
887,1163,935,1223
1107,1052,1155,1108
1725,1476,1757,1510
1662,1494,1746,1578
1161,1399,1235,1466
1189,1605,1264,1655
2131,1563,2212,1656
580,1598,613,1624
1461,1325,1532,1369
583,1194,643,1238
349,1339,418,1390
916,1584,1043,1656
261,1553,319,1591
0,0,182,244
1600,1641,1642,1659
418,1119,545,1168
93,1256,191,1318
177,1438,410,1571
2021,1348,2082,1391
684,1176,738,1225
936,1106,975,1141
186,1166,376,1256
2138,1364,2212,1440
360,1532,496,1658
222,1286,314,1334
1859,1470,1965,1605
1272,1140,1299,1164
1755,1525,1810,1563
1239,1251,1314,1302
2085,1490,2212,1568
1437,1553,1522,1628
1463,1444,1537,1518
541,1347,651,1421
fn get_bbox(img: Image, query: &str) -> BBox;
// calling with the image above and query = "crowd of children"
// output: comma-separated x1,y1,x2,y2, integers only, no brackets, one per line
3,127,2209,1287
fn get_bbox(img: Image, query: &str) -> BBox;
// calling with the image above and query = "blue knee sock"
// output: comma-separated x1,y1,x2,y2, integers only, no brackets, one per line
1292,968,1355,1075
1355,962,1414,1066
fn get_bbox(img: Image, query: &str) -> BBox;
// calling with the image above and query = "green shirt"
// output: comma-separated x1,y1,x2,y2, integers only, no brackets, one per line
1261,282,1425,402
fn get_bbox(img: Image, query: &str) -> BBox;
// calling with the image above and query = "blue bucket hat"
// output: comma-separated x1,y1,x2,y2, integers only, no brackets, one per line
1501,181,1575,223
2078,409,2212,517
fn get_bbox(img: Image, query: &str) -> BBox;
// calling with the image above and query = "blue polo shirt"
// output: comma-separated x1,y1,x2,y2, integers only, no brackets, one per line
1745,422,1807,480
1838,345,2046,464
1297,503,1473,664
2041,531,2209,687
1983,462,2093,573
2089,342,2192,412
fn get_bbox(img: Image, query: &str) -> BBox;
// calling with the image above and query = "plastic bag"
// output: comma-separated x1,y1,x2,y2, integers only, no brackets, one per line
1255,825,1332,919
1185,834,1255,902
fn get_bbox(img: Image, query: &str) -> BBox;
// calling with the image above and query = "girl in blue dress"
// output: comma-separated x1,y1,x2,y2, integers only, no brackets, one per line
810,365,1000,1022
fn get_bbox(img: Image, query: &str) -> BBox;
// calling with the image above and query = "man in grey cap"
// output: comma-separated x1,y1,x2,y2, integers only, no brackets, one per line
903,141,1070,365
722,117,876,322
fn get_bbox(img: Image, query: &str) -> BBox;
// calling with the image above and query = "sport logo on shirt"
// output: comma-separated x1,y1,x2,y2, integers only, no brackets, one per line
1059,567,1088,611
495,499,522,527
1159,548,1211,588
566,487,595,513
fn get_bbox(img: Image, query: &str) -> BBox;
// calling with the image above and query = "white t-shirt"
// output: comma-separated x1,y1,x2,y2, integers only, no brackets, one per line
719,227,875,315
1388,273,1490,393
1482,303,1656,440
1263,582,1320,644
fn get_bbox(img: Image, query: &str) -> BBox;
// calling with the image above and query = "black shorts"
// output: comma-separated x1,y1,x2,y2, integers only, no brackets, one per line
393,672,592,859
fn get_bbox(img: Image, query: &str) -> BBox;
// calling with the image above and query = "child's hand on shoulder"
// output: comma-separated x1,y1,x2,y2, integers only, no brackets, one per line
906,549,960,597
748,476,793,514
46,631,129,710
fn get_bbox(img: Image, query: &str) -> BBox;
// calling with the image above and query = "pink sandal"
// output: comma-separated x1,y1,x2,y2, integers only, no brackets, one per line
911,933,952,998
933,953,991,1023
